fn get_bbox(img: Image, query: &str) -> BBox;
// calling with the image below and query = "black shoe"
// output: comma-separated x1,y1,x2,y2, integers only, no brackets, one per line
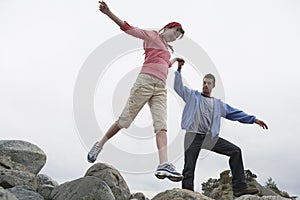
233,187,259,197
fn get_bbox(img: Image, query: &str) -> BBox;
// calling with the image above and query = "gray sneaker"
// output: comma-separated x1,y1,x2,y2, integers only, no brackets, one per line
87,142,102,163
155,162,183,182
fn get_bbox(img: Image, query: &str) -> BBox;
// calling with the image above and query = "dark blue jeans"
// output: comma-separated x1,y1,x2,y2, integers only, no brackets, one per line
182,132,248,192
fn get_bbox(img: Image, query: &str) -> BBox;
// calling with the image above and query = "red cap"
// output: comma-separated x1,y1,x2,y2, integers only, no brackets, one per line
164,22,182,29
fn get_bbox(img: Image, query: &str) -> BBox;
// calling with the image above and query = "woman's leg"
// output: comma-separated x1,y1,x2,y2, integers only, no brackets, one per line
98,122,121,148
156,130,168,164
88,74,152,162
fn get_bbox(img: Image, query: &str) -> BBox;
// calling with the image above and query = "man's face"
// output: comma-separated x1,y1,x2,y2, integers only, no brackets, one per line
202,78,215,96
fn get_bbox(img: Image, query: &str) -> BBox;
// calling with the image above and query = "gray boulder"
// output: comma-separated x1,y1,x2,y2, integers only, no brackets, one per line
7,185,44,200
236,195,290,200
49,176,115,200
250,180,279,196
0,168,37,190
130,192,150,200
36,174,58,199
0,186,18,200
0,155,28,172
151,188,213,200
0,140,46,174
0,155,37,190
38,184,54,200
37,174,58,187
85,163,131,200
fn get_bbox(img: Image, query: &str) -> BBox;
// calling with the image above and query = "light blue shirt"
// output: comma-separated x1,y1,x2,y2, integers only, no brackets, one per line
188,94,214,134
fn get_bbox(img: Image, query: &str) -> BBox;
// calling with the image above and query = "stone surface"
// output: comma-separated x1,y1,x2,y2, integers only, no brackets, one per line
85,162,131,200
0,186,18,200
236,195,290,200
37,174,58,187
7,185,44,200
0,169,37,190
36,174,58,200
0,140,46,174
38,184,55,200
1,140,295,200
151,188,213,200
49,176,115,200
130,192,150,200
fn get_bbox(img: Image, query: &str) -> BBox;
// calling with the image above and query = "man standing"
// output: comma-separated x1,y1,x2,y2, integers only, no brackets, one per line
174,61,268,197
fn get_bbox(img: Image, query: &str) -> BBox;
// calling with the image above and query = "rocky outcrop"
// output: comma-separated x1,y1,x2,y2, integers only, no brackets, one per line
7,185,44,200
0,140,296,200
152,188,213,200
37,174,59,200
0,186,18,200
49,176,115,200
201,169,296,200
85,163,131,200
130,192,150,200
0,140,46,174
236,195,291,200
0,154,38,190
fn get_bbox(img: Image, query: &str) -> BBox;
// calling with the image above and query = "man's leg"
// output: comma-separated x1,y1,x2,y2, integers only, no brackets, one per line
209,137,247,192
182,133,204,191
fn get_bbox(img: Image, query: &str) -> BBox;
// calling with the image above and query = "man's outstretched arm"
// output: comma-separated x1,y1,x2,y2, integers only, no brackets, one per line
174,61,193,102
225,104,268,130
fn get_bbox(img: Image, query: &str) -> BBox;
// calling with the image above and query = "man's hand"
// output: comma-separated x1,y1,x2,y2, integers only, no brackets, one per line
255,119,268,130
176,58,185,71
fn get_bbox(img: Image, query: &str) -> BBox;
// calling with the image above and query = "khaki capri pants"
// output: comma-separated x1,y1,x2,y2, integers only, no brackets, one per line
116,73,167,133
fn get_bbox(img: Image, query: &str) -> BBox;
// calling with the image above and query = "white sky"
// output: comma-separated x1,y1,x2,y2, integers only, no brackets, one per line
1,0,300,198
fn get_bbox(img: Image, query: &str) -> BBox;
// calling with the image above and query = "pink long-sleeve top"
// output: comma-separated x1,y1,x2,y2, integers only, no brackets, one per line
120,21,172,83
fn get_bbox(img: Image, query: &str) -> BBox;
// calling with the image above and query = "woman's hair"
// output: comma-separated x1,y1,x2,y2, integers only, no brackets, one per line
159,22,185,39
174,26,185,39
159,22,185,53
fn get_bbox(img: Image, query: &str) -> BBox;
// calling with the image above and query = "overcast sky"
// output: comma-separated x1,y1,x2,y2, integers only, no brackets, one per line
1,0,300,198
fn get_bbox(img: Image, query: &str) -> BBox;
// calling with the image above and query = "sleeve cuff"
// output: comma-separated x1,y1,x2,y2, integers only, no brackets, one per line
120,21,131,31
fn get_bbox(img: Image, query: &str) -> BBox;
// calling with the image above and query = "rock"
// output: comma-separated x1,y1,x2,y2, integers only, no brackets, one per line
0,139,295,200
201,169,292,199
0,169,37,190
49,176,115,200
130,192,150,200
0,140,46,174
0,155,28,172
7,185,44,200
85,163,131,200
36,174,58,200
235,195,291,200
38,184,55,200
0,186,18,200
37,174,58,187
151,188,213,200
0,155,38,190
251,180,278,196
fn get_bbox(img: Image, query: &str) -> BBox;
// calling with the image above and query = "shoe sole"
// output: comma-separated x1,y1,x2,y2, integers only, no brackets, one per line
87,155,96,163
155,172,183,182
233,190,259,197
